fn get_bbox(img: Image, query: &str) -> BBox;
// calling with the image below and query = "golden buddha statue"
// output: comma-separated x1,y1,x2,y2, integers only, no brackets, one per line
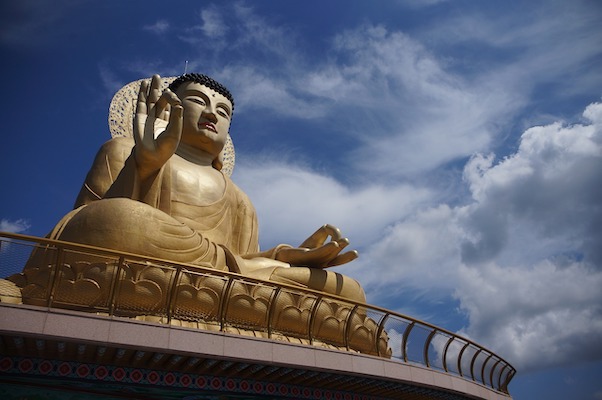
3,74,390,356
29,74,365,303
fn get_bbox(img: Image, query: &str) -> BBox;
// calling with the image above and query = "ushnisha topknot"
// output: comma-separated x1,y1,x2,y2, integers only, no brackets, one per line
168,73,234,113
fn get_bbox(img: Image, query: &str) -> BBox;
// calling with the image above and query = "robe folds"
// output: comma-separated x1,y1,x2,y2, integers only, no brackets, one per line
49,137,259,273
34,137,365,302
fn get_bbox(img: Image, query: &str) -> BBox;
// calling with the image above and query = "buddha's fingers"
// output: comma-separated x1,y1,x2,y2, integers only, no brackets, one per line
336,237,350,250
134,80,150,143
326,250,358,268
136,80,149,115
277,241,341,267
300,224,343,248
155,104,183,155
147,74,162,109
155,89,180,122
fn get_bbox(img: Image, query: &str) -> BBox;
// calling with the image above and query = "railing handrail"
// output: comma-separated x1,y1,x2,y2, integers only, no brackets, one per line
0,231,516,394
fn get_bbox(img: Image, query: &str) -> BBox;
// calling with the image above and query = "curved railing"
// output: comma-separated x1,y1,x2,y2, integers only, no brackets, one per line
0,232,515,394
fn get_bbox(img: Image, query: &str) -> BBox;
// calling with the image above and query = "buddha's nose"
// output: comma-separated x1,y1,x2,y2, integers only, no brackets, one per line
201,109,218,123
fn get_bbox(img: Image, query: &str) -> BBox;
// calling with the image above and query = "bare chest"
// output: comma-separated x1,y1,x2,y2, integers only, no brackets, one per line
170,158,226,206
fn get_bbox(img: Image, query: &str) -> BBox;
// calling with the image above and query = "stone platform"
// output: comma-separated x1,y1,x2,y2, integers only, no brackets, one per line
0,303,511,400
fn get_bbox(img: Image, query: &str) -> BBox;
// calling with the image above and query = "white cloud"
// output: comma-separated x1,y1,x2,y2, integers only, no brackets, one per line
194,2,600,183
181,5,602,372
92,2,602,375
0,219,30,234
195,19,525,178
143,20,169,35
460,102,602,266
347,102,602,371
98,64,124,98
424,1,602,98
456,261,602,372
235,159,432,251
200,8,226,38
348,204,462,293
327,25,519,177
231,3,297,60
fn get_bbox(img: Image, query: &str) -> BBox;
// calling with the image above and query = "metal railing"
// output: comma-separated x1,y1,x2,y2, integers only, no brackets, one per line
0,232,515,393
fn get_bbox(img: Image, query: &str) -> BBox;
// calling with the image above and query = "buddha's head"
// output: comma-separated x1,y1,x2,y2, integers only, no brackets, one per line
168,73,234,160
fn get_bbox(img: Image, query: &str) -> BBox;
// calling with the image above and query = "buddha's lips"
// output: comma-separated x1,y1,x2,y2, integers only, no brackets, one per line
199,122,217,132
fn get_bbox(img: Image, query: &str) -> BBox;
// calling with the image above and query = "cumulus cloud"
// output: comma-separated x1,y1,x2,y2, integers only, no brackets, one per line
235,159,432,250
345,102,602,371
184,5,602,372
236,100,602,373
454,103,602,371
90,2,601,375
461,102,602,266
457,261,602,371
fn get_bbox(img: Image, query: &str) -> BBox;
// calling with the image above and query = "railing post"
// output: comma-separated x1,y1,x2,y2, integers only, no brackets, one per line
108,257,125,316
266,286,282,339
423,329,438,368
108,256,125,316
401,321,415,362
218,278,236,332
307,295,323,345
469,348,482,382
480,353,493,386
497,364,509,392
501,367,515,393
489,358,502,389
166,266,183,325
343,304,360,351
374,313,390,357
457,342,470,378
47,246,65,308
442,335,455,372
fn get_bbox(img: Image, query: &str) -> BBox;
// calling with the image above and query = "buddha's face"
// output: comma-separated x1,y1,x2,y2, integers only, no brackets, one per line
176,81,233,157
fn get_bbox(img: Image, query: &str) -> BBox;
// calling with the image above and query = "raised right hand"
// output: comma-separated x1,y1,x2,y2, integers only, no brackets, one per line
133,74,183,179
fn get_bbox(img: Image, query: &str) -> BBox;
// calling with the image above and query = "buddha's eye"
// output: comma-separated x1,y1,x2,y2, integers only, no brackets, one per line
186,97,205,106
217,107,230,119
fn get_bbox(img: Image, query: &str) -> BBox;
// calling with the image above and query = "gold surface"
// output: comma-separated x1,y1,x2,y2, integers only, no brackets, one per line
0,232,516,393
0,73,516,394
4,74,374,352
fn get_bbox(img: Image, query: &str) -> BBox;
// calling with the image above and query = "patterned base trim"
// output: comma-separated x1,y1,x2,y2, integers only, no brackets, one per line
0,356,379,400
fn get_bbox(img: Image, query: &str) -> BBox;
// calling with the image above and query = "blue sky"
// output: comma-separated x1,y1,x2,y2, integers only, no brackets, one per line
1,1,601,398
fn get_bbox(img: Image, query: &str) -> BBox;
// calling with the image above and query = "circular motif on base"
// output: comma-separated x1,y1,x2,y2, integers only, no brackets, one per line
38,360,53,375
18,359,33,373
147,371,160,384
76,364,90,378
130,369,144,383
